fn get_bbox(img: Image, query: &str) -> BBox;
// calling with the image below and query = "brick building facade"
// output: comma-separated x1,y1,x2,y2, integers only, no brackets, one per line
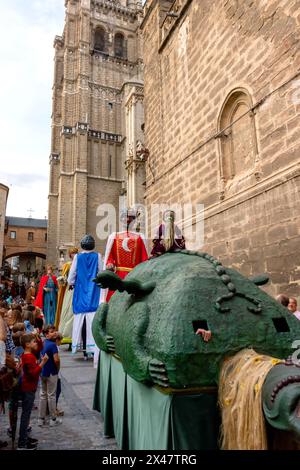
48,0,146,266
141,0,300,296
4,217,47,278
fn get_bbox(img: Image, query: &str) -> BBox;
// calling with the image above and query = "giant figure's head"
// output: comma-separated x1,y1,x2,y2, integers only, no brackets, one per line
80,234,95,251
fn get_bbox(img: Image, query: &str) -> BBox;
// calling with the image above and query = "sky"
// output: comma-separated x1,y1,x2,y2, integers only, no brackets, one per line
0,0,65,219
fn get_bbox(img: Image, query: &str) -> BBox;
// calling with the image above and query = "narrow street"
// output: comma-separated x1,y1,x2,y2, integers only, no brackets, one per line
0,347,118,450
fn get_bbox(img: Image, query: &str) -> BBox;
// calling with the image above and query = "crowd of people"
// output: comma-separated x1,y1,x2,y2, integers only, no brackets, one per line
0,301,63,450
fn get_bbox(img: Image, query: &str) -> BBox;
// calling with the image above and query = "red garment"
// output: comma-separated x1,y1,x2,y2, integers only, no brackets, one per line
35,337,43,356
106,232,148,302
150,223,185,257
35,275,58,310
20,353,42,392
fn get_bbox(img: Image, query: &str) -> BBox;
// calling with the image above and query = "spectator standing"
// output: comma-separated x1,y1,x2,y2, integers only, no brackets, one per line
288,297,300,320
26,282,36,306
38,325,62,427
16,334,48,450
276,294,289,307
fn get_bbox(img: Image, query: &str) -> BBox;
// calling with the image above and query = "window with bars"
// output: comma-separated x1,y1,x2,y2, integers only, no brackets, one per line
28,232,34,241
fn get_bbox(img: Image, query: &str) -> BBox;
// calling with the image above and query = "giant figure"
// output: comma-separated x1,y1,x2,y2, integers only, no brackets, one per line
102,209,148,302
55,247,78,345
35,266,58,325
150,209,185,257
68,235,101,358
93,251,300,450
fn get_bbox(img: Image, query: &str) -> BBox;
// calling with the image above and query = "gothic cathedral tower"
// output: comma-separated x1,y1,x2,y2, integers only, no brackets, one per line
47,0,145,266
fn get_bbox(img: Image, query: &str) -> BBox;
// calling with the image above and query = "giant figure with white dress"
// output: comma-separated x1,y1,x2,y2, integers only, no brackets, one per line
68,235,102,359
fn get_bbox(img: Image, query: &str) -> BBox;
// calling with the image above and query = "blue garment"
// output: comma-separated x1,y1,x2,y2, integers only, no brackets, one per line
15,346,24,360
43,277,57,325
24,320,34,333
73,252,100,314
41,339,58,377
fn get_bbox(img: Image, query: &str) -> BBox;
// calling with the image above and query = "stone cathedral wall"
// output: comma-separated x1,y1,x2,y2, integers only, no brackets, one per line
142,0,300,296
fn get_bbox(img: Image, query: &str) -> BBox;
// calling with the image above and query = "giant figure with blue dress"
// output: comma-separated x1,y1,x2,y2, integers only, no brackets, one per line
68,235,102,359
35,265,58,325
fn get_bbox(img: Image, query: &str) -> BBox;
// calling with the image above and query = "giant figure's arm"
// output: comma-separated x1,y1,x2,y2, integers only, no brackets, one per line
120,303,169,387
103,234,116,270
67,254,78,286
92,303,114,352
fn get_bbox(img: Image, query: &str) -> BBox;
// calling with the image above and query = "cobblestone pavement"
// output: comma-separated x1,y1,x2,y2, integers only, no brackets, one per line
0,346,118,450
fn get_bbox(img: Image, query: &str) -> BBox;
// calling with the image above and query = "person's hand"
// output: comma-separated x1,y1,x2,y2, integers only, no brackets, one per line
106,263,115,272
41,354,49,366
196,329,212,342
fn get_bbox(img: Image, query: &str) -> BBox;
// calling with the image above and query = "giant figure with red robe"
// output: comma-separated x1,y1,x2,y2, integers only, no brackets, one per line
35,266,58,325
102,210,148,302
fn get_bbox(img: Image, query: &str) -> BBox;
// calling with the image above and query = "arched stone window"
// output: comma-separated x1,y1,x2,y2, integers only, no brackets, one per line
94,27,107,53
114,33,126,59
218,89,260,197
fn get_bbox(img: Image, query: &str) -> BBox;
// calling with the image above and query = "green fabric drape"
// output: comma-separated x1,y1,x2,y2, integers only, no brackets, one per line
127,374,171,450
93,352,220,450
93,351,114,437
110,356,127,448
92,354,102,413
170,394,220,450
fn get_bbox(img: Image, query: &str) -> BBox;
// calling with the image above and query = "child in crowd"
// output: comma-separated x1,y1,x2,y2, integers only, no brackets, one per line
12,331,24,360
23,310,35,333
38,325,62,427
16,334,48,450
12,323,25,333
34,307,44,334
